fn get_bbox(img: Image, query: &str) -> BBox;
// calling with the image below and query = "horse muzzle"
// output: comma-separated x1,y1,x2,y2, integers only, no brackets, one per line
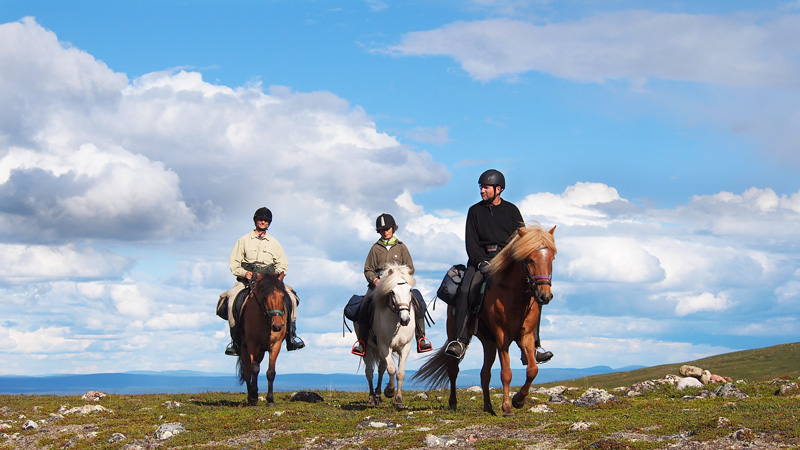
399,312,411,326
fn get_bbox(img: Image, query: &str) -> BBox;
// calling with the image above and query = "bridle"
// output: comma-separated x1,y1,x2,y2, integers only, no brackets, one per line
521,246,553,303
253,288,286,327
387,280,412,315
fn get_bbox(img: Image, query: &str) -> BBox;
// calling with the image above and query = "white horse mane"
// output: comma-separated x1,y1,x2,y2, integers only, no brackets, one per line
373,263,415,299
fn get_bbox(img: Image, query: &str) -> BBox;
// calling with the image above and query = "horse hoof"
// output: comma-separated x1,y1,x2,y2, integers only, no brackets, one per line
383,388,395,399
502,411,515,417
512,393,526,409
267,402,277,407
395,402,407,410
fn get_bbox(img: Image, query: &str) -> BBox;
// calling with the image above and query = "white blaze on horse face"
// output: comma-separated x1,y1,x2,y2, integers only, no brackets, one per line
391,282,413,326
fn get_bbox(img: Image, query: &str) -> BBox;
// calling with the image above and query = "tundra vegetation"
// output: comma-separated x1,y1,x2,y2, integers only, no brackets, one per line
1,342,799,449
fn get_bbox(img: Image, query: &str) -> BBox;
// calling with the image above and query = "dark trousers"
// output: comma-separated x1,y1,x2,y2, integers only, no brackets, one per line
452,266,483,342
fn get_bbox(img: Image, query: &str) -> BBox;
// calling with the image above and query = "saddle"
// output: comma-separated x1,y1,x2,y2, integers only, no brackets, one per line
228,287,251,345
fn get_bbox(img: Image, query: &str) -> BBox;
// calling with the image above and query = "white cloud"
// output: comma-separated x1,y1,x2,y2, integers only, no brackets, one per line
145,312,214,330
0,18,449,246
518,182,627,226
561,237,664,283
0,244,130,283
3,326,91,353
110,284,153,319
389,13,800,88
660,291,733,316
395,190,424,216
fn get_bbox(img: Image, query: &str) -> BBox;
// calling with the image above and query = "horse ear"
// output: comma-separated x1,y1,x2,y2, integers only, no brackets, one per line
278,272,285,281
387,268,395,277
518,227,528,237
549,225,556,235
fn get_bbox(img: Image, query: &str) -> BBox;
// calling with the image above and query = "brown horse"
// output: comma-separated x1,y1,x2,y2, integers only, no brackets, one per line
414,224,556,416
237,271,288,406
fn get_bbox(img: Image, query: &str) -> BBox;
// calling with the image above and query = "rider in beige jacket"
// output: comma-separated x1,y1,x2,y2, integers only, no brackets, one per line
223,207,304,355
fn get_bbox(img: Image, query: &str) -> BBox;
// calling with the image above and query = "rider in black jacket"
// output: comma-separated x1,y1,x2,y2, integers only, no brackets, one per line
444,169,553,364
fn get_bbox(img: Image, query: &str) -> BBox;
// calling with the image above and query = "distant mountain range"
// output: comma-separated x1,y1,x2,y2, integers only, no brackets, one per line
0,366,643,396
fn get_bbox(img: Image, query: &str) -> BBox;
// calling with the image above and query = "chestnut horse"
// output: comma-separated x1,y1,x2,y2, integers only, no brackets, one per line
236,271,288,406
414,224,556,416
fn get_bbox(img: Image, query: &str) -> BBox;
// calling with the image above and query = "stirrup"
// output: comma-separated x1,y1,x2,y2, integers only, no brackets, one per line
444,340,466,360
535,347,554,364
287,337,305,351
417,336,433,353
351,340,366,356
224,342,239,356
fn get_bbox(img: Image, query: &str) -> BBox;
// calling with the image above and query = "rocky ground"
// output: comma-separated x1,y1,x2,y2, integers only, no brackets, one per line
2,368,799,449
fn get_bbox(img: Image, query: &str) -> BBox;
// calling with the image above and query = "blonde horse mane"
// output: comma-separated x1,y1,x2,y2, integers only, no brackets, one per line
489,223,557,276
373,263,416,299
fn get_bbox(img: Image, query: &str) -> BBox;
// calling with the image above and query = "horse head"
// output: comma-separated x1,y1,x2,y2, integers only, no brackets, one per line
376,264,415,326
252,273,287,332
490,224,557,305
519,225,556,305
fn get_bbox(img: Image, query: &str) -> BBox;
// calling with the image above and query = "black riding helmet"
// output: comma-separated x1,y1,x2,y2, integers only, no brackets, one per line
253,207,273,223
478,169,506,190
375,213,397,231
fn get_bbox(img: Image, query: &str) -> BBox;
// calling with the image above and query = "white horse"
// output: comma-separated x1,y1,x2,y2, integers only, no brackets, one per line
358,263,416,408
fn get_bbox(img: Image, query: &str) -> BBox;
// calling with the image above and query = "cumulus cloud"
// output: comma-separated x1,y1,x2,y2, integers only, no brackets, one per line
669,291,733,316
518,182,630,226
0,243,131,284
0,18,449,248
560,237,664,283
110,284,153,319
3,326,91,353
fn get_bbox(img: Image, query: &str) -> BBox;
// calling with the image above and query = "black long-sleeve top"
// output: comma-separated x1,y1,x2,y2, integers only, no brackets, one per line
465,199,525,268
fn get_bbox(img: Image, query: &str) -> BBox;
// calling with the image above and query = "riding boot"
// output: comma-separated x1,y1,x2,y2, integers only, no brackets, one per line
533,312,553,364
415,315,432,353
353,292,373,356
445,297,472,359
225,324,240,356
285,321,305,351
225,341,239,356
352,326,366,356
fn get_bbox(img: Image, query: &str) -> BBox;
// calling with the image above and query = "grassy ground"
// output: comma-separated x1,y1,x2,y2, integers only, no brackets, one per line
544,342,800,390
2,343,799,449
1,379,799,449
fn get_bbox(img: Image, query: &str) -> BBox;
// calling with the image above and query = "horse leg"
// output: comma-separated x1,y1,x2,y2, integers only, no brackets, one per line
480,338,498,415
266,342,281,406
498,349,514,416
376,355,387,406
365,350,378,407
392,345,411,409
512,333,539,409
248,358,260,406
382,351,396,400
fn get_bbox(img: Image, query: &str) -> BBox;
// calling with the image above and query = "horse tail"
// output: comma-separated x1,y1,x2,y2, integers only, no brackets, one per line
236,357,246,385
411,346,452,389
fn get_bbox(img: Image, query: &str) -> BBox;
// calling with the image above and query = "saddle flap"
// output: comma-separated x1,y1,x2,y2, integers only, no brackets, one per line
233,287,250,323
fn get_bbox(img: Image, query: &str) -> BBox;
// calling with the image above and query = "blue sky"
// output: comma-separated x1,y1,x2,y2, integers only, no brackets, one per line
1,0,799,377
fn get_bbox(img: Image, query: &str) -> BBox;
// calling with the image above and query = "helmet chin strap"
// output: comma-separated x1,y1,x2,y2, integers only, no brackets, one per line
485,186,501,204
